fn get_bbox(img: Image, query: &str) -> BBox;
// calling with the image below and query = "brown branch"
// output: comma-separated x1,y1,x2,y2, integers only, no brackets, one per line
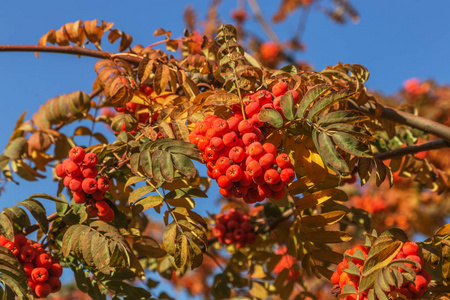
0,45,142,65
351,101,450,143
23,212,59,235
247,0,280,43
375,139,450,161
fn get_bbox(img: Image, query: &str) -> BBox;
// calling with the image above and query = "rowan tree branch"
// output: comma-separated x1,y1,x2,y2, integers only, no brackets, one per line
352,101,450,143
374,139,450,161
23,212,59,235
0,45,142,65
247,0,280,43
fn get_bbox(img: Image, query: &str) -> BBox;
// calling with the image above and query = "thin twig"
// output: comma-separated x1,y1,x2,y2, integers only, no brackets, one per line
374,139,450,161
23,212,59,235
247,0,280,43
0,45,142,65
350,101,450,143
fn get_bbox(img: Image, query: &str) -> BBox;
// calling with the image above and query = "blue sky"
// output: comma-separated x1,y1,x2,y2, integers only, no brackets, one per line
1,0,450,297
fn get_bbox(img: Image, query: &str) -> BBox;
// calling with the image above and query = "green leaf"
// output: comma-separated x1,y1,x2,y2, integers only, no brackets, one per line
316,130,349,173
343,261,361,276
307,89,352,122
132,195,163,214
359,269,380,292
280,91,294,121
165,188,208,199
362,241,402,277
295,188,347,211
19,199,48,233
152,150,164,182
0,214,14,241
159,151,174,182
318,110,369,126
133,243,167,258
332,132,371,158
341,283,357,295
188,240,203,269
163,222,178,256
124,176,145,189
3,138,27,160
358,157,373,186
128,185,155,204
3,207,30,229
139,150,153,178
305,231,352,244
301,210,346,227
173,234,188,269
297,84,330,118
28,193,67,203
258,108,283,128
171,153,196,178
130,153,140,174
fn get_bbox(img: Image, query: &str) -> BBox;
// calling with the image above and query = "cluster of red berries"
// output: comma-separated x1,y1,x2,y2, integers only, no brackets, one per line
331,242,431,299
114,84,159,134
0,233,62,298
212,209,255,248
55,147,114,223
188,83,298,204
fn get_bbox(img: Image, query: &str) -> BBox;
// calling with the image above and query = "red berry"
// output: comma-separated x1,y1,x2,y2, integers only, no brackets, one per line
65,161,81,177
212,118,229,135
19,244,36,262
403,242,420,256
239,171,253,186
259,153,275,169
253,172,266,185
262,143,277,156
205,128,219,140
222,131,238,147
227,220,240,231
55,164,66,178
218,175,233,189
246,160,263,177
231,185,248,198
242,133,258,146
290,90,300,104
408,274,428,295
264,169,281,184
229,147,246,163
238,119,254,134
49,263,63,277
212,168,222,179
197,137,209,151
247,142,264,158
46,276,62,293
0,235,9,246
280,168,295,184
69,176,83,193
331,271,340,284
245,101,261,118
126,102,139,113
272,82,289,97
35,253,53,269
210,137,224,151
224,232,234,244
63,176,72,187
271,188,286,200
226,165,243,182
247,188,266,203
5,241,20,256
82,178,98,194
69,146,86,163
219,188,233,198
212,224,226,237
84,153,98,167
257,184,272,198
23,262,34,276
35,282,51,298
276,153,292,169
81,165,98,178
92,189,106,201
204,146,219,161
14,233,27,246
198,121,211,135
269,180,285,191
99,208,115,223
87,206,98,217
227,116,240,132
250,113,264,127
97,176,110,192
216,157,232,174
31,267,49,283
95,201,110,217
241,221,252,232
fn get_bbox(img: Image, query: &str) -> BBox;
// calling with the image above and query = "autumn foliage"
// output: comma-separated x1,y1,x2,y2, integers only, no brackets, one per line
0,1,450,300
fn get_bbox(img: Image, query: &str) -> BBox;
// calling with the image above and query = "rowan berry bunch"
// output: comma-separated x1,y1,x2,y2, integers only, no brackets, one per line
55,146,114,222
0,233,63,298
189,84,297,204
331,242,431,299
114,84,159,134
212,209,255,248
